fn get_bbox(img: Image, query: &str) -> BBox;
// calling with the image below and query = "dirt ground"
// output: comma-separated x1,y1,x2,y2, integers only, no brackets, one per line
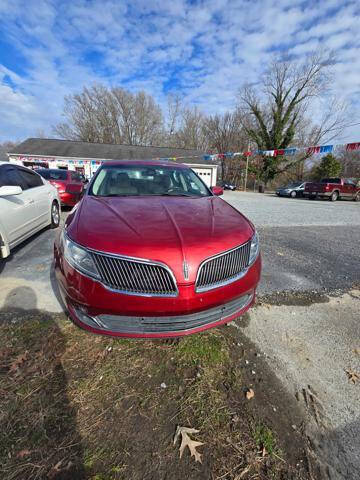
239,289,360,480
1,295,311,480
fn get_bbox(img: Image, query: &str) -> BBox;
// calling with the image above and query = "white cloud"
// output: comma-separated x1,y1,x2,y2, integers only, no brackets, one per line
0,0,360,143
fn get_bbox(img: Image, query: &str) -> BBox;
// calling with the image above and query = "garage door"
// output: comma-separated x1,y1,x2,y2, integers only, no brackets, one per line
193,168,212,187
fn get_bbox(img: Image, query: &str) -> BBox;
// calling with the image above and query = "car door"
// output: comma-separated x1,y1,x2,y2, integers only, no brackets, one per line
0,164,36,246
343,179,356,199
16,166,51,228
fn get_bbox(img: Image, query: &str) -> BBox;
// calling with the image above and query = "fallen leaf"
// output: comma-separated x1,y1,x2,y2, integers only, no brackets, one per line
48,460,64,479
345,368,359,384
262,446,267,457
246,388,254,400
173,426,204,463
238,465,251,478
353,348,360,356
16,449,31,458
9,351,28,373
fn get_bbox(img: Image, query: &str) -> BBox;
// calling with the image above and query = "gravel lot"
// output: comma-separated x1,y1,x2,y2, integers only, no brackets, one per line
224,190,360,227
224,192,360,479
225,192,360,295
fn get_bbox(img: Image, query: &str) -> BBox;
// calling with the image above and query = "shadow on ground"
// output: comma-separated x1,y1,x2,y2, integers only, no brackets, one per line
0,286,85,480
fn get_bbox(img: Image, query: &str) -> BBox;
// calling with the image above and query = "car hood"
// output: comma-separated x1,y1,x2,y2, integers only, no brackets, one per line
66,195,254,283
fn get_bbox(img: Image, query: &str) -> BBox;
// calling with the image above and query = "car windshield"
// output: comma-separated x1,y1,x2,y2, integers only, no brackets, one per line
321,178,341,184
89,165,211,197
286,182,302,188
38,169,67,181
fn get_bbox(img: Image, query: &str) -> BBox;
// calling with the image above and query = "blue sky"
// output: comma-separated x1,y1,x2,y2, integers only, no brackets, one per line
1,0,360,143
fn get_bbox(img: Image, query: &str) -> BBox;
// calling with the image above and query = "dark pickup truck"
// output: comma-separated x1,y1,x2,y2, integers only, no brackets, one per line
305,178,360,202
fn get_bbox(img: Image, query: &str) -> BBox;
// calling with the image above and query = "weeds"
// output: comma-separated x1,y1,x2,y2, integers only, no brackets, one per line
175,331,227,366
254,424,277,456
0,314,296,480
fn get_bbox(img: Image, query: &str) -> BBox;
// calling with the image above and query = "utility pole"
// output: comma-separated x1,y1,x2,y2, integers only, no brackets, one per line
244,141,250,192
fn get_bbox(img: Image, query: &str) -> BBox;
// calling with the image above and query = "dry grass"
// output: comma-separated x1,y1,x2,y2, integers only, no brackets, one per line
0,312,301,480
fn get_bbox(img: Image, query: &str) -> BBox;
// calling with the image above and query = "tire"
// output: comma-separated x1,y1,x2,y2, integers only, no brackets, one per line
290,191,297,198
50,201,60,229
330,191,339,202
354,193,360,202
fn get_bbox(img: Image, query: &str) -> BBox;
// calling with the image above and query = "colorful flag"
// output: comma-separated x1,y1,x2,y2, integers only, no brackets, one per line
346,142,360,151
284,148,296,155
319,145,333,153
307,146,321,154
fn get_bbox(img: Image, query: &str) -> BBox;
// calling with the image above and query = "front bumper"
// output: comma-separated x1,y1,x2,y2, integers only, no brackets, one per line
67,291,255,338
54,248,261,338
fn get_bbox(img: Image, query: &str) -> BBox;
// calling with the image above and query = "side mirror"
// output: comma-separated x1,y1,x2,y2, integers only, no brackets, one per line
0,185,22,197
211,186,224,196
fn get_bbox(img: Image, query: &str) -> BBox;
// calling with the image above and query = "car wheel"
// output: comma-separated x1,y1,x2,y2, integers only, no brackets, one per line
290,191,297,198
51,201,60,228
330,191,339,202
354,193,360,202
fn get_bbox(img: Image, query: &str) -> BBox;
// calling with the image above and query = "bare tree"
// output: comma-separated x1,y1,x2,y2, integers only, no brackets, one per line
175,106,207,150
337,148,360,178
54,85,164,146
166,93,182,140
237,50,352,185
203,112,247,179
0,141,18,161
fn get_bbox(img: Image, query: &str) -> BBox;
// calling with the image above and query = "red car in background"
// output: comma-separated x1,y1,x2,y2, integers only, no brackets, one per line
54,160,261,339
305,177,360,201
38,169,84,207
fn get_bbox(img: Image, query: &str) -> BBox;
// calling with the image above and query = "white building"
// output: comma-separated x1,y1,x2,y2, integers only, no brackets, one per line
8,138,218,188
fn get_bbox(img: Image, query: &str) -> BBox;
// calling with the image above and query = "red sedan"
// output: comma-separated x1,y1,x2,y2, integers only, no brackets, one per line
54,160,261,338
38,169,84,207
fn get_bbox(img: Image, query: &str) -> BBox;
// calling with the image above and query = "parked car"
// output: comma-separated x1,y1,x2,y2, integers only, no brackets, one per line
54,160,261,339
276,182,307,198
0,162,60,260
220,181,237,191
305,178,360,201
38,169,84,207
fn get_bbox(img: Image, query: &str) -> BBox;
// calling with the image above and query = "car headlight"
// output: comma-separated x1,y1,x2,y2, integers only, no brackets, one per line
248,231,260,266
61,231,100,279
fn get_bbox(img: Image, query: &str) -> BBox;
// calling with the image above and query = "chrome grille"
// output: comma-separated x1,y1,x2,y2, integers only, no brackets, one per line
196,241,251,292
92,252,177,296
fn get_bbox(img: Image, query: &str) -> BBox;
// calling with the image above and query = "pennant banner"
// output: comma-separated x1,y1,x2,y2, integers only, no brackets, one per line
151,141,360,162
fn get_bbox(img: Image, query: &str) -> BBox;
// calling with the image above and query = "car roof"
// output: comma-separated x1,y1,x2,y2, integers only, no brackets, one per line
38,168,68,171
104,159,188,168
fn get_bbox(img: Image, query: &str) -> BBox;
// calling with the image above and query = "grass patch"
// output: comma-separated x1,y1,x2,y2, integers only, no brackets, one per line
0,312,302,480
254,424,277,456
175,331,227,366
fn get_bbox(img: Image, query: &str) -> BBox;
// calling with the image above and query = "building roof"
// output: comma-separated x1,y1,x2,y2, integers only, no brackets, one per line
8,138,212,165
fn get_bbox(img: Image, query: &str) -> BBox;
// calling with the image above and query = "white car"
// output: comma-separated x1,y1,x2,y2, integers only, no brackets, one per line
0,161,60,260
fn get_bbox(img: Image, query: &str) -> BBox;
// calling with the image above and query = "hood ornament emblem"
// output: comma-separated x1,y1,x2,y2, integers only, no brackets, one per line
183,261,189,281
